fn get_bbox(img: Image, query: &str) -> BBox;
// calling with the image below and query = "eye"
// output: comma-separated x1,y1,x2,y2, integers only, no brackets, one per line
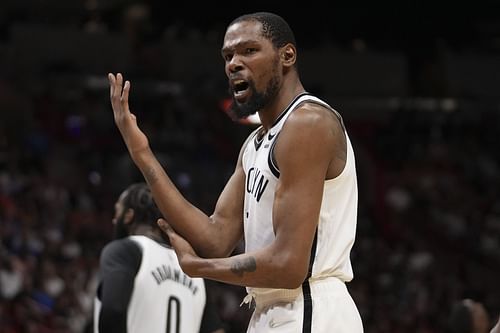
223,53,233,62
245,48,257,54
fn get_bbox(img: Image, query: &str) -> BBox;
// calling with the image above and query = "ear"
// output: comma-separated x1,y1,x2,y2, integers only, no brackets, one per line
280,44,296,67
123,208,135,225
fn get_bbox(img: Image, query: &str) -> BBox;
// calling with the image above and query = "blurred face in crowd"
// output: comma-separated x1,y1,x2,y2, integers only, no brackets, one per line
222,20,281,119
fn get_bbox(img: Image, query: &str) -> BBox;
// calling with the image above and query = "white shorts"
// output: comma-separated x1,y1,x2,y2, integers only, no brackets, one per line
245,277,363,333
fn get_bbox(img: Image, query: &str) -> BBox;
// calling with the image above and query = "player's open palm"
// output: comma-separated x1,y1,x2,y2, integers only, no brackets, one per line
108,73,149,155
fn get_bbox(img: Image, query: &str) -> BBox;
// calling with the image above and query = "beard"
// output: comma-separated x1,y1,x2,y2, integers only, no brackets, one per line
112,215,129,240
228,69,281,120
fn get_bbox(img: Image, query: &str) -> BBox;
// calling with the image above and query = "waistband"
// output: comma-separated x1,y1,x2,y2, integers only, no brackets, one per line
240,275,345,311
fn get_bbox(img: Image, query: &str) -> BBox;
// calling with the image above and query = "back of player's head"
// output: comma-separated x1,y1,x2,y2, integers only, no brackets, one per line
229,12,296,49
447,301,473,333
121,182,162,227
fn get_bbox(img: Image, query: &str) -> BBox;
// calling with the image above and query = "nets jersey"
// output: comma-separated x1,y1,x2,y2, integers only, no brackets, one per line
242,93,359,295
94,235,208,333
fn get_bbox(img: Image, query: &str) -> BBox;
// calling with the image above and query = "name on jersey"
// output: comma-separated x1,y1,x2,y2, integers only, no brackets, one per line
246,167,269,202
151,265,199,295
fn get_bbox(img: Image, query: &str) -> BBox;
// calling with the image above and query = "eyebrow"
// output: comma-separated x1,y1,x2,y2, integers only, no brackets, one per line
221,39,261,54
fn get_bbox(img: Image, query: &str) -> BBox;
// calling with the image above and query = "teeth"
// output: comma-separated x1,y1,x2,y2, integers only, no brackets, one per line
234,80,245,85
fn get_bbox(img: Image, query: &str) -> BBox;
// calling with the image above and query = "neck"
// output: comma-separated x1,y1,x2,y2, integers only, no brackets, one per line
258,76,305,130
131,224,163,242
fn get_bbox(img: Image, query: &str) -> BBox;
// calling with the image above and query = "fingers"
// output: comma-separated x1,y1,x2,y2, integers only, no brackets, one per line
121,80,130,112
108,73,120,110
157,218,173,234
108,73,121,96
158,219,179,248
108,73,129,111
115,73,123,103
108,73,114,97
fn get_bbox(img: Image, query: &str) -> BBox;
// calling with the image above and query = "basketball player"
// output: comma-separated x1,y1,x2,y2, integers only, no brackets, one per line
94,183,225,333
108,11,364,332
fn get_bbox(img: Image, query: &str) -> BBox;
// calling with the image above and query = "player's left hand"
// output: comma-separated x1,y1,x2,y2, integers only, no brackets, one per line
157,218,199,276
108,73,150,156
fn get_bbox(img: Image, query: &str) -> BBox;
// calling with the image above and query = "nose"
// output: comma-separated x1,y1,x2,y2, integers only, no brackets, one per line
227,56,244,73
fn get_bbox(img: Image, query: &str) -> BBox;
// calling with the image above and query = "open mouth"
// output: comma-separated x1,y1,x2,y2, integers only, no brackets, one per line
233,79,249,98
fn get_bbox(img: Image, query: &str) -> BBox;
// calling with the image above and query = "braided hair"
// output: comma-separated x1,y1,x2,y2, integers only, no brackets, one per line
121,182,162,228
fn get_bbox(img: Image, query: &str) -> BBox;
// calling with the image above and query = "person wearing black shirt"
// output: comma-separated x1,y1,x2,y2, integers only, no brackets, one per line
94,182,225,333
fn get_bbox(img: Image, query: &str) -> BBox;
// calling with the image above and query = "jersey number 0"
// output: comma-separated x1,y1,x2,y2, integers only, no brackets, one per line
166,296,181,333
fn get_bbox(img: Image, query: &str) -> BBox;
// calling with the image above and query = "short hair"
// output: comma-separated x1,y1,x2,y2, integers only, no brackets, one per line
229,12,297,49
121,182,162,227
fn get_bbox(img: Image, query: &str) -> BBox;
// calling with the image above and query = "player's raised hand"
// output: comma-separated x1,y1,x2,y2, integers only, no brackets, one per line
108,73,150,155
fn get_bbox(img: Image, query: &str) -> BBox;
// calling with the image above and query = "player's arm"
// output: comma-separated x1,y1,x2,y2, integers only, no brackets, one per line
164,104,342,288
138,143,246,259
97,239,142,333
108,73,244,258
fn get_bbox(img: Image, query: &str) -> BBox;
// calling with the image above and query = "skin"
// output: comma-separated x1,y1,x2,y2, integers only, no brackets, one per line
108,19,347,289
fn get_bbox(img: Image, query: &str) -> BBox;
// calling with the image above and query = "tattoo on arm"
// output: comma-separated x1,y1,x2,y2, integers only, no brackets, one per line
230,257,257,277
144,166,159,185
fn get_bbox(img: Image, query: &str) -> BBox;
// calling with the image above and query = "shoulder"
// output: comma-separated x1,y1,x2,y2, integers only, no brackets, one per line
102,238,142,257
100,238,142,269
273,100,346,172
283,101,344,141
291,100,340,125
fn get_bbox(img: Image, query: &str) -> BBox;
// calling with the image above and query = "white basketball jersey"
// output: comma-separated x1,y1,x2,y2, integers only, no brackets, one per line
94,235,207,333
242,93,359,292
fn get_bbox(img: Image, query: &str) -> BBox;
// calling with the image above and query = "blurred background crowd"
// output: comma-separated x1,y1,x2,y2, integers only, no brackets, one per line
0,1,499,332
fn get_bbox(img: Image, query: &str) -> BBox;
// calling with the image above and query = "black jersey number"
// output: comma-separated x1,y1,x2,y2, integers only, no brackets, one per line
166,296,181,333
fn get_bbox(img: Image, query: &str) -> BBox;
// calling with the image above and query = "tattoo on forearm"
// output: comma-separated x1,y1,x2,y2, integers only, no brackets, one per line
230,257,257,277
144,166,159,185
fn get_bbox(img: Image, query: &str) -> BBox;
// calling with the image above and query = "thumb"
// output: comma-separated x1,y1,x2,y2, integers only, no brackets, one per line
157,218,172,234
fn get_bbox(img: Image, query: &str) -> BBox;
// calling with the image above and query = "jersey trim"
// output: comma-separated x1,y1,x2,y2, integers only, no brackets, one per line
301,229,317,332
247,125,264,151
254,92,311,156
268,134,280,178
301,281,313,333
253,127,265,151
267,97,345,177
307,229,318,279
304,99,346,132
270,92,311,129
